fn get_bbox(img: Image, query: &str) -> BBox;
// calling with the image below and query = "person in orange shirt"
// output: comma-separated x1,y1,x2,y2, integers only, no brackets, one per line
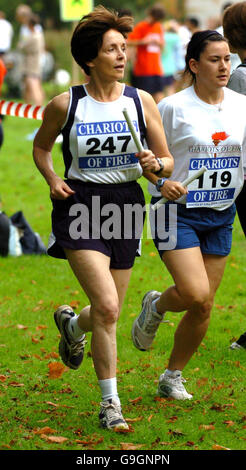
127,4,166,103
0,57,7,149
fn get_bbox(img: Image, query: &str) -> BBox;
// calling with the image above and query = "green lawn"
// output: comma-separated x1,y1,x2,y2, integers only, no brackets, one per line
0,115,246,452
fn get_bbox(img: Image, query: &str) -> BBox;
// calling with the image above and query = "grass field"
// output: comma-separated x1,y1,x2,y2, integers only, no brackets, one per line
0,114,246,453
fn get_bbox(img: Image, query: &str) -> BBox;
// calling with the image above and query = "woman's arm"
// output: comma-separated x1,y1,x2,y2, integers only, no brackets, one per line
33,92,75,200
139,90,187,200
138,89,174,177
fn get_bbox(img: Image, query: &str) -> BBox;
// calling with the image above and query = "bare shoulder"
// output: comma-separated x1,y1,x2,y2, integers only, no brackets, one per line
138,89,162,123
34,91,70,149
138,89,156,108
44,91,70,126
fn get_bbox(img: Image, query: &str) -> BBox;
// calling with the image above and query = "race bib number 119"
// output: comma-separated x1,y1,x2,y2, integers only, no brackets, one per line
186,157,240,208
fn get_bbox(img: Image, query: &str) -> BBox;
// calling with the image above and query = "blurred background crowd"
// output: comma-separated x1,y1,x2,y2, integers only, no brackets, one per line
0,1,240,106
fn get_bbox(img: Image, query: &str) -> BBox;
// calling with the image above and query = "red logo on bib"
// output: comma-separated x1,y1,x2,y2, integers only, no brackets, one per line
211,132,229,157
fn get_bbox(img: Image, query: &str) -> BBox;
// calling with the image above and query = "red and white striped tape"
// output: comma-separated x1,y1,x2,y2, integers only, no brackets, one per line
0,100,45,120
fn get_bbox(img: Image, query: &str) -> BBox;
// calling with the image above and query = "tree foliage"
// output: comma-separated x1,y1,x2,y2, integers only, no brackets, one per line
1,0,61,28
1,0,158,28
1,0,184,30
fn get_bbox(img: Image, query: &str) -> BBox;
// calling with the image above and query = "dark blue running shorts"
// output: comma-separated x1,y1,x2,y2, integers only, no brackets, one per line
150,199,236,259
48,180,145,269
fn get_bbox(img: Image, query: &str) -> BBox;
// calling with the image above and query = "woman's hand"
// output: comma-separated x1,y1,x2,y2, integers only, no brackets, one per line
160,180,188,200
137,150,160,172
49,176,75,200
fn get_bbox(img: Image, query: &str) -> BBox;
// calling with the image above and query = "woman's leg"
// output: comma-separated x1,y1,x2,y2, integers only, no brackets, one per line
65,249,132,380
61,249,132,429
157,248,227,371
24,76,44,105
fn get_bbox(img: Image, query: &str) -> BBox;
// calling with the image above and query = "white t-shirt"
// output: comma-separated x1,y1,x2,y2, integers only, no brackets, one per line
149,85,246,210
0,18,13,53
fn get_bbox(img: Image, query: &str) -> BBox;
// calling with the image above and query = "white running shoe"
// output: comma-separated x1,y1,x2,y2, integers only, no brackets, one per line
99,399,129,430
132,290,166,351
158,370,193,400
230,342,243,350
230,333,246,350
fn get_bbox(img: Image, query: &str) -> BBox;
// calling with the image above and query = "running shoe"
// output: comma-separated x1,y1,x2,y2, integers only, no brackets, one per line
230,332,246,350
54,305,86,370
230,342,243,350
99,399,129,430
158,370,193,400
131,290,166,351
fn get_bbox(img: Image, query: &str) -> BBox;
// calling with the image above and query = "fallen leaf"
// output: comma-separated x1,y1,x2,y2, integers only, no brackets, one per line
71,290,79,295
168,429,184,437
31,336,40,344
196,377,208,387
42,435,68,444
159,441,176,446
186,441,195,447
120,442,144,450
212,444,231,450
34,427,57,435
199,424,215,431
75,436,104,446
125,417,143,423
17,324,28,330
69,300,80,309
8,382,24,387
210,403,235,412
0,375,7,382
48,362,67,379
215,304,225,310
167,416,178,423
33,306,42,312
44,352,59,359
114,425,134,434
46,401,58,408
36,325,47,330
129,396,142,404
223,420,235,427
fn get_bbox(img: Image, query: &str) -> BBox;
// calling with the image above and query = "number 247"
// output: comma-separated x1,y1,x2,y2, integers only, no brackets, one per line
86,136,131,155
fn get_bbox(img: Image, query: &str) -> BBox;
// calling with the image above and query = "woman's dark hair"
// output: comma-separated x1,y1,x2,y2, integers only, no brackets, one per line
223,1,246,49
71,5,134,75
184,30,228,81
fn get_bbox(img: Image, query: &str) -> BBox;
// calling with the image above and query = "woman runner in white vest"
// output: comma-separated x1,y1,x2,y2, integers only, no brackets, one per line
33,6,174,430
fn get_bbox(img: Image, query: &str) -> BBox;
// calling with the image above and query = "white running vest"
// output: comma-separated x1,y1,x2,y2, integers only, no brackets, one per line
61,84,147,184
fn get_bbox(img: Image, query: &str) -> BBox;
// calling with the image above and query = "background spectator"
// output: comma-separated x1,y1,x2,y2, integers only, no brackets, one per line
161,20,185,96
17,13,45,105
127,3,166,103
185,17,201,35
0,11,13,59
216,2,240,72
